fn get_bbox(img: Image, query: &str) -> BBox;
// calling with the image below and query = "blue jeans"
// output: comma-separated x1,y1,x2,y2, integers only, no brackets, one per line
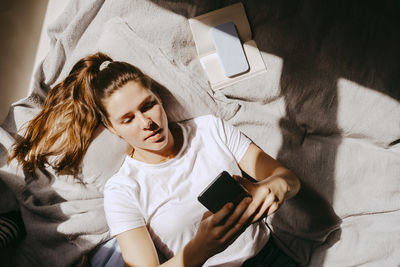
242,238,299,267
90,238,125,267
91,237,298,267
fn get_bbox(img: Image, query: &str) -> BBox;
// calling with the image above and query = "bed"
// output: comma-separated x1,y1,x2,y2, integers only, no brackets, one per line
0,0,399,266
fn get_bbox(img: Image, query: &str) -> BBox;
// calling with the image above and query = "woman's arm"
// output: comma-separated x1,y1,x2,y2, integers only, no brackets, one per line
117,197,254,267
116,227,159,266
237,143,301,222
117,226,205,267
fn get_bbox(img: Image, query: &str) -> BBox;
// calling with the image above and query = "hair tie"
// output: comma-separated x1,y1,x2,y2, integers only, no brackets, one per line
99,60,111,71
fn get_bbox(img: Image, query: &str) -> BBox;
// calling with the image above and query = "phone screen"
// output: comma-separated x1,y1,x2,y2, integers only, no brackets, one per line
197,171,251,213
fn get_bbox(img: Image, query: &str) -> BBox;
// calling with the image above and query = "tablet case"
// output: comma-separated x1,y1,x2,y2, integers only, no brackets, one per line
198,171,250,213
188,3,267,90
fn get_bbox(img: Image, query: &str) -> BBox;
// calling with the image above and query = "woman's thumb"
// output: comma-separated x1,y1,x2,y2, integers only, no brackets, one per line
232,175,249,186
201,211,213,220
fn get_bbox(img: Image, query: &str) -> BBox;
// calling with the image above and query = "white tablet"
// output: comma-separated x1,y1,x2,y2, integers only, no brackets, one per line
210,22,250,77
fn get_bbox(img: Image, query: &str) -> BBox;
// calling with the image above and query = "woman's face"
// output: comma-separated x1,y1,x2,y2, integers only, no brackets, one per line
104,80,170,154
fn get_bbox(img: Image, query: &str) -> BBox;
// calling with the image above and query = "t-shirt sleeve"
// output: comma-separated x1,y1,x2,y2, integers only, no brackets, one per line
104,178,146,237
212,115,252,163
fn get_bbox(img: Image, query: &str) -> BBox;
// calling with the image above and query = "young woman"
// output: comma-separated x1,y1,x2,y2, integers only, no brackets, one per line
9,52,301,267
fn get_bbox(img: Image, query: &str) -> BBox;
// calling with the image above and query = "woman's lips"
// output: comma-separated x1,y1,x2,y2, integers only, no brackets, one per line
145,128,162,141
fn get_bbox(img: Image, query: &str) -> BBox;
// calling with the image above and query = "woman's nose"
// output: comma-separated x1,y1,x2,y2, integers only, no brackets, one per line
139,114,152,129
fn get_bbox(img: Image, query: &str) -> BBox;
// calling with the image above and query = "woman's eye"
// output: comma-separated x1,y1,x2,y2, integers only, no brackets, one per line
143,101,157,111
122,117,133,124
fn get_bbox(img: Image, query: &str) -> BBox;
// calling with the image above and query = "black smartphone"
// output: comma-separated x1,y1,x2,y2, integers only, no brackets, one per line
197,171,251,213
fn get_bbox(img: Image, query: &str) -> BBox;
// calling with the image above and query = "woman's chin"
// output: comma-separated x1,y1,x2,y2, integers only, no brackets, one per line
144,138,169,152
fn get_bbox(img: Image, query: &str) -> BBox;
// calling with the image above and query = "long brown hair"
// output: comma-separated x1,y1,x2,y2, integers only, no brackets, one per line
8,52,154,180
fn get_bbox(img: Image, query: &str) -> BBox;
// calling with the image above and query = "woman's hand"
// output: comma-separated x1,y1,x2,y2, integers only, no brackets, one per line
234,174,290,223
184,197,253,266
117,197,254,267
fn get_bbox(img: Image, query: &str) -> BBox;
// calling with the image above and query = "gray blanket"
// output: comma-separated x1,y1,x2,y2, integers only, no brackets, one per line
0,0,399,266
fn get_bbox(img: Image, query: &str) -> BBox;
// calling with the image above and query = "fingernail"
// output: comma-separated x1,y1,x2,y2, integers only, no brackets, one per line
246,197,252,204
227,203,234,209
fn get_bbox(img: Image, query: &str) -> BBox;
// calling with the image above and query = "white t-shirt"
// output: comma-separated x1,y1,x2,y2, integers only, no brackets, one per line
104,115,269,266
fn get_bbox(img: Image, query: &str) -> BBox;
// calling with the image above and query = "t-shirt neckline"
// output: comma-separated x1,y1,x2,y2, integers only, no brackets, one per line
125,122,187,168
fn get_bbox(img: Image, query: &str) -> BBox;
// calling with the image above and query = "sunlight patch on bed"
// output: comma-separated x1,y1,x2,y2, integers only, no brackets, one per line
336,78,400,146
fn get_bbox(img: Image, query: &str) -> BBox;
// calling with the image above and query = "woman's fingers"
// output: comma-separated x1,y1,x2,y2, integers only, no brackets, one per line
266,201,279,216
222,197,252,228
251,191,276,222
218,197,254,241
209,202,234,226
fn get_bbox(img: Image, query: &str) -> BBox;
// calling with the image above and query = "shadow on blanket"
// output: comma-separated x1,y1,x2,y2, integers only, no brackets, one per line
150,0,400,265
258,2,399,264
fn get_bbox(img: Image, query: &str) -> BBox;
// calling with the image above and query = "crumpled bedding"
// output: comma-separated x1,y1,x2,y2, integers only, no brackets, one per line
0,0,399,266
